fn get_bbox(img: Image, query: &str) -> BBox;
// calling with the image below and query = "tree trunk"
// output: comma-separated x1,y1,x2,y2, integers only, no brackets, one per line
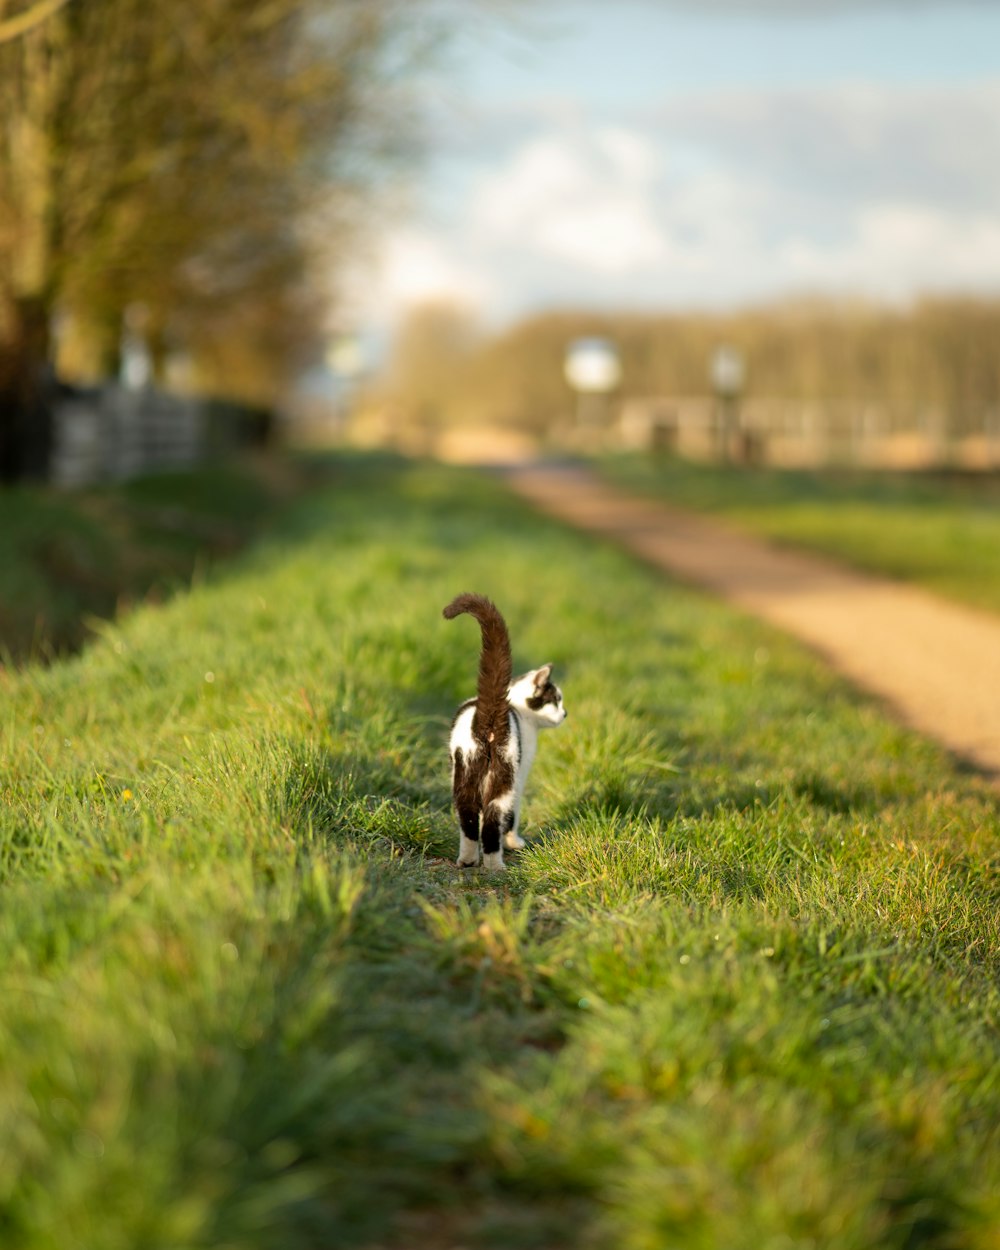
0,296,53,482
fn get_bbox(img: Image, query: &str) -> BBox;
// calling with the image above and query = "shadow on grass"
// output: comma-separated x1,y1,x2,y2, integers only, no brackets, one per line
263,742,595,1248
276,737,454,861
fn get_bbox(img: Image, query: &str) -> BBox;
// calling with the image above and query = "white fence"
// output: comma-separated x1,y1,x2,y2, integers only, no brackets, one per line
50,386,206,487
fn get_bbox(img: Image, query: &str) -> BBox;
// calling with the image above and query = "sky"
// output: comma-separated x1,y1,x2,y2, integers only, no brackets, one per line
348,0,1000,337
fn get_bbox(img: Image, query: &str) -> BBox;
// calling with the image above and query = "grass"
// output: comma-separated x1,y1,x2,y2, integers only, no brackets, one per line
2,451,1000,1248
597,453,1000,615
0,455,303,663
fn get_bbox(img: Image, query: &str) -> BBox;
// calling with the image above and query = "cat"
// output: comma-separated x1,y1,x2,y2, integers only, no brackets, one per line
443,592,567,870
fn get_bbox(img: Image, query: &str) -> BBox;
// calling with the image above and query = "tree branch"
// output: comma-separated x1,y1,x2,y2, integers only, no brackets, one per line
0,0,73,46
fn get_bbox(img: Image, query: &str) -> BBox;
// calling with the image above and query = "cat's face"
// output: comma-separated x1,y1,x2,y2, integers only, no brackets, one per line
510,664,567,728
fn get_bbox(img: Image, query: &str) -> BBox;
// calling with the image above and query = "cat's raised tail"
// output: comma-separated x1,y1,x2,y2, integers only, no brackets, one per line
443,593,512,749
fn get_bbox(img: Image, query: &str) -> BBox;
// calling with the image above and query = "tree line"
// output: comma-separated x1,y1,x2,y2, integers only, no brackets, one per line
380,298,1000,441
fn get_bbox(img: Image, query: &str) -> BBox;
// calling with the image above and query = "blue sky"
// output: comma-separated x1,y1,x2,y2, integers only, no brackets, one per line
454,3,1000,98
349,0,1000,333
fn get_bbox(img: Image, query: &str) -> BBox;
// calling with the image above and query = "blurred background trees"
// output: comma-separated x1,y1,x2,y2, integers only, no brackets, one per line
373,297,1000,452
0,0,428,479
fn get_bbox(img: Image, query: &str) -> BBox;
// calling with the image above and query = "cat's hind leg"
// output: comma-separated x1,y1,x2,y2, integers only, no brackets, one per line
481,801,514,871
503,805,525,851
456,805,481,867
452,747,481,866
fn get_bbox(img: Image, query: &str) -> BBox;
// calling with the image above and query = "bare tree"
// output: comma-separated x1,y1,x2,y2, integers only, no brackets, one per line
0,0,430,478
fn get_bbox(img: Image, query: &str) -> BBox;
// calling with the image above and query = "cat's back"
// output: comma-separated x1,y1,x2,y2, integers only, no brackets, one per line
449,697,520,760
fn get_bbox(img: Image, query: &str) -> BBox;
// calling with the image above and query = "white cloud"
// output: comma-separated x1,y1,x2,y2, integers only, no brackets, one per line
597,127,658,183
470,129,669,275
356,80,1000,330
358,229,492,317
648,83,1000,214
641,83,1000,301
780,205,1000,297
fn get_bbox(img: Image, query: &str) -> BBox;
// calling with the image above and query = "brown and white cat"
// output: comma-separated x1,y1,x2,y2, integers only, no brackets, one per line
443,592,566,870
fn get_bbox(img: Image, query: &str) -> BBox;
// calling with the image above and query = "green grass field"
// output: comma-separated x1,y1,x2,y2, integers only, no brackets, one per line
3,454,1000,1249
598,454,1000,615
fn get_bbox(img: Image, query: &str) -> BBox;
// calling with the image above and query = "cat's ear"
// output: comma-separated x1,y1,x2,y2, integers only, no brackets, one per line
533,664,553,690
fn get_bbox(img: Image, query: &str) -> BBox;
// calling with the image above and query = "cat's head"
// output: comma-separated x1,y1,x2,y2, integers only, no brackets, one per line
509,664,567,728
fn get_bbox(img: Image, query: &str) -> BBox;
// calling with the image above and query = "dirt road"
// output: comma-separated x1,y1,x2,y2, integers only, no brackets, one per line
505,462,1000,781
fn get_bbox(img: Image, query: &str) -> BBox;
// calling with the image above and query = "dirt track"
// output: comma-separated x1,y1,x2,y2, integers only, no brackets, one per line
505,463,1000,782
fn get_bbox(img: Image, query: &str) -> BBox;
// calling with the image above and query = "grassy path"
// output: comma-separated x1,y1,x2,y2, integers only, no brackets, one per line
597,454,1000,616
2,454,1000,1248
506,462,1000,779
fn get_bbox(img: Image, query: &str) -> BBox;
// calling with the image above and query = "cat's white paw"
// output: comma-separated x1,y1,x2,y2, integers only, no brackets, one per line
503,831,525,851
483,851,505,871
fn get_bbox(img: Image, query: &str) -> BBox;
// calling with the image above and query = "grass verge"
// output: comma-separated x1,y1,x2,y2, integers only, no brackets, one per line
0,455,305,663
2,452,1000,1248
597,452,1000,615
